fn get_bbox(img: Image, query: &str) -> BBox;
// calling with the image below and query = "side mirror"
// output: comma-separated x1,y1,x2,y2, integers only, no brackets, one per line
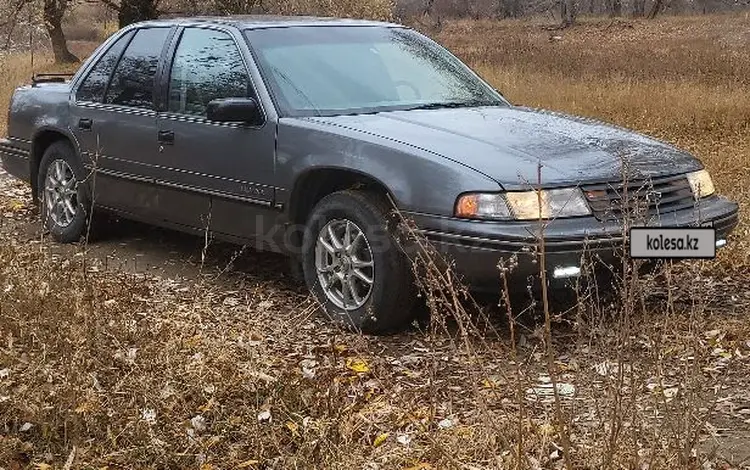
206,98,263,125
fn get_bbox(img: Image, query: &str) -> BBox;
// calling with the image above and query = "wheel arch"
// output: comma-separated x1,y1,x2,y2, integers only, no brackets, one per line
288,167,397,228
29,128,79,202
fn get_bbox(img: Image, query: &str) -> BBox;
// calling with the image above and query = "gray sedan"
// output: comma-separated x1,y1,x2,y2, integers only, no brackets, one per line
0,16,739,332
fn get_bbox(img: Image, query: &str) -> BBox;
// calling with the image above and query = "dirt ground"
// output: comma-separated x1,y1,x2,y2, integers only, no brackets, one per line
2,16,750,466
2,160,750,468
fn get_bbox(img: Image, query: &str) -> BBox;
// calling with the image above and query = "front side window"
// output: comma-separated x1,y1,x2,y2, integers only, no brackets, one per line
105,27,170,109
167,28,251,117
244,26,506,117
76,30,134,103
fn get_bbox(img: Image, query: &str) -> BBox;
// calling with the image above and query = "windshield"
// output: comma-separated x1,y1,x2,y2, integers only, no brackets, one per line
244,26,508,117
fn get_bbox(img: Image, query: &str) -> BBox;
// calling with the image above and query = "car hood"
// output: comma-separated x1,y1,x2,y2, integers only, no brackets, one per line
308,106,701,189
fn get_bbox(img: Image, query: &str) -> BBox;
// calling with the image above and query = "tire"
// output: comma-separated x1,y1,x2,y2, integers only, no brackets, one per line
38,141,92,243
302,190,417,334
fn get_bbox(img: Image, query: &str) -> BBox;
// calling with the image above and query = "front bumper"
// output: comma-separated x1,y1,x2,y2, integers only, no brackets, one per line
0,137,31,182
408,195,739,292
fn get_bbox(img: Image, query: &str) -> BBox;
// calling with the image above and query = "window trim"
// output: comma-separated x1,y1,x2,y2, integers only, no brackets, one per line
72,28,135,104
69,26,134,98
91,30,135,104
104,26,176,111
159,24,267,128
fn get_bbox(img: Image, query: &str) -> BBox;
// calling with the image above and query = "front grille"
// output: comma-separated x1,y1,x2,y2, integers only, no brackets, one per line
582,174,696,221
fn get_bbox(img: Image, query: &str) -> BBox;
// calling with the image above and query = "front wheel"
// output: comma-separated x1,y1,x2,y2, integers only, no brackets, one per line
302,190,417,334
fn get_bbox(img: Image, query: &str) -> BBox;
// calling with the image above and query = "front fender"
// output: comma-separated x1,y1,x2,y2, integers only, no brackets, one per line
275,118,501,217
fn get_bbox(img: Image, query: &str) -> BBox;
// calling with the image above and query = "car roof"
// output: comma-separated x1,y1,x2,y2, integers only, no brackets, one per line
133,15,403,30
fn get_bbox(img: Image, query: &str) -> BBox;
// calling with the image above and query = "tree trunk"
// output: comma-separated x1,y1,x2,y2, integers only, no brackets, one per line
609,0,622,16
560,0,575,27
118,0,159,28
632,0,646,16
495,0,520,18
43,0,78,64
647,0,663,18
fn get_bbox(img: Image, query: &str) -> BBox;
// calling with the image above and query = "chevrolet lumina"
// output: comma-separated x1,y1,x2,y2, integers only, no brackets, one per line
0,16,739,332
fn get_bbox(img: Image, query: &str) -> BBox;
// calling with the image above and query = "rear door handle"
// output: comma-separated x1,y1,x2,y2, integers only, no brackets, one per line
78,118,92,131
157,130,174,145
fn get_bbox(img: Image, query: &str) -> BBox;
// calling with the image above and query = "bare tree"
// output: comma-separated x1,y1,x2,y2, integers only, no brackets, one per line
43,0,78,63
632,0,646,15
117,0,159,27
495,0,521,18
212,0,261,14
560,0,576,26
647,0,665,17
607,0,622,16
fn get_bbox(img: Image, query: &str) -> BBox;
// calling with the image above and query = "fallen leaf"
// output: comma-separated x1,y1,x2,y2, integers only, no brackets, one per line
236,460,260,468
346,357,371,373
74,401,94,414
257,409,272,423
538,423,555,437
191,415,207,433
285,421,300,437
198,399,215,413
205,436,221,449
373,432,389,447
437,418,453,429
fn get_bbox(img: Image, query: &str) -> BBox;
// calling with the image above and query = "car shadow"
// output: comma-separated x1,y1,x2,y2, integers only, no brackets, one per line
90,214,301,287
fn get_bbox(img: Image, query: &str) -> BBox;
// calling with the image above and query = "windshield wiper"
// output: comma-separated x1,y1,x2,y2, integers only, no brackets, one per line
404,99,500,111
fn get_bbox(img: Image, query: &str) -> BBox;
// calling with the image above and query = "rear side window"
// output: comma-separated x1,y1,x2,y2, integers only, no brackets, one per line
105,27,170,109
76,30,134,103
167,28,251,117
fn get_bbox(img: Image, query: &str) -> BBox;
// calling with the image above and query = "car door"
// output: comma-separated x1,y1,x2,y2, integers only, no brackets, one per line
69,26,173,218
155,25,277,240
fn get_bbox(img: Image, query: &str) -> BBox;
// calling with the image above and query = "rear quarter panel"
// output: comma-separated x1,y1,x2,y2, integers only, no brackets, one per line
8,84,76,151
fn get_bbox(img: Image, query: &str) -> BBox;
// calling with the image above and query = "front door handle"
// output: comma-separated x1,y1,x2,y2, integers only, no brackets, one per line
157,130,174,145
78,118,93,131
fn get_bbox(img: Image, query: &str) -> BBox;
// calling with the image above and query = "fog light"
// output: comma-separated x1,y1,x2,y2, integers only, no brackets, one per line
553,266,581,279
716,239,727,248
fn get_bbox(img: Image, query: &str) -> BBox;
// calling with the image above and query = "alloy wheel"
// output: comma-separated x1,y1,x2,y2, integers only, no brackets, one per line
44,159,78,228
315,218,375,310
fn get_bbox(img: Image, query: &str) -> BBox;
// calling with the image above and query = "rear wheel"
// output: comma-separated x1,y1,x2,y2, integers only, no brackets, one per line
38,141,92,243
302,190,417,334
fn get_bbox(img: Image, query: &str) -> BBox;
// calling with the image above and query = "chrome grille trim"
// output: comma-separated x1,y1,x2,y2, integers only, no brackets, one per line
582,174,695,220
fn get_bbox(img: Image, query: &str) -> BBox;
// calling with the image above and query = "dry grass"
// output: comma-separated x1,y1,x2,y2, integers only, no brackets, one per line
1,187,749,469
0,54,44,137
2,13,750,470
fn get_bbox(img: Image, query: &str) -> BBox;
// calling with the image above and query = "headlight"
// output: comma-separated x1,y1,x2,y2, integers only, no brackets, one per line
686,169,715,199
455,188,591,221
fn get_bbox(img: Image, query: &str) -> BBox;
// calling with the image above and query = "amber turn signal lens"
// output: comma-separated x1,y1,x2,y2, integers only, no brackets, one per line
456,194,479,217
454,193,512,219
